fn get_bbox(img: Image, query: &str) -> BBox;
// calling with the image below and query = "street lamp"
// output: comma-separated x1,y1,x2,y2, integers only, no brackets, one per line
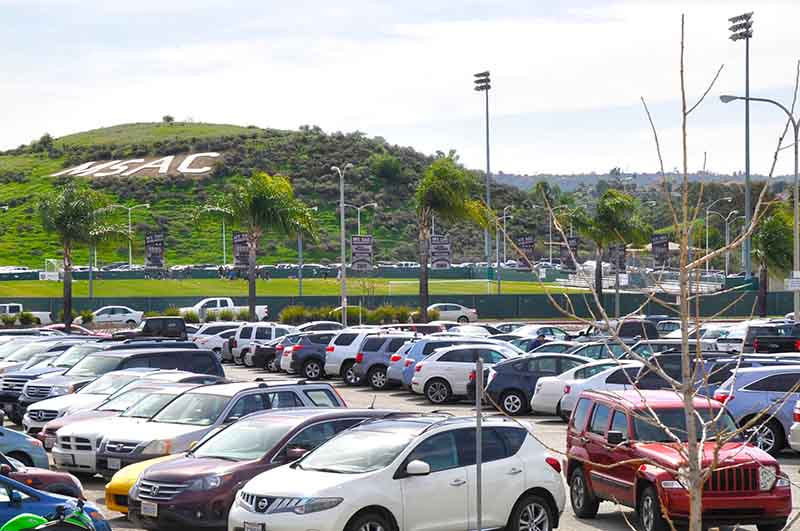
344,202,378,235
728,11,754,280
108,203,150,267
721,93,799,317
705,196,733,271
474,71,492,273
710,209,739,277
331,164,353,326
501,205,514,263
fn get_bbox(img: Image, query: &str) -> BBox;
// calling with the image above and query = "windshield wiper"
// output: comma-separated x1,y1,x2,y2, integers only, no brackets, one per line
302,467,345,474
198,455,239,461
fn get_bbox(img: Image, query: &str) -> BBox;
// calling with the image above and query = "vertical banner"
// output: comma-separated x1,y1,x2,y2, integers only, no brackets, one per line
430,235,452,269
651,234,669,266
518,235,536,264
233,232,250,268
561,236,580,269
351,235,374,271
144,232,165,269
608,243,627,270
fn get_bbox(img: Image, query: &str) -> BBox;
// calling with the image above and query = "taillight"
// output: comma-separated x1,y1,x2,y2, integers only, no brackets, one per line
404,359,413,367
231,339,237,348
545,457,561,473
795,339,800,351
355,353,364,363
390,354,402,363
794,405,800,422
326,346,334,352
293,345,304,352
415,363,423,372
714,391,733,404
753,339,759,351
563,385,571,395
468,370,475,381
276,345,284,351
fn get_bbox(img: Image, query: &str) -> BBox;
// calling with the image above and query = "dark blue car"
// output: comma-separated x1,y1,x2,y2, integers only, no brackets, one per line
0,474,110,531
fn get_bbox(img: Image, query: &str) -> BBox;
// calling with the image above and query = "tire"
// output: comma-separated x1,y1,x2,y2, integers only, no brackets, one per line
345,511,393,531
125,320,136,326
303,359,323,380
8,452,33,467
758,521,788,531
569,467,599,518
341,361,360,386
508,493,554,531
500,390,528,416
367,366,388,390
748,419,784,456
424,379,452,404
457,316,469,323
266,356,280,373
638,486,668,531
234,353,243,365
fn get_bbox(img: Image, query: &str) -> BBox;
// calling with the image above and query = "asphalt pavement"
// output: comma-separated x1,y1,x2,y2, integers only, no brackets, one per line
73,363,800,531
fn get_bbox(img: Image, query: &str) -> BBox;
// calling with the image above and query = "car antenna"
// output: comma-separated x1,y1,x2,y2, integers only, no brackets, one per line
368,394,377,409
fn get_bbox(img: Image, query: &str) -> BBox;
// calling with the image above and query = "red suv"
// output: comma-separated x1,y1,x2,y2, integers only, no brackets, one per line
565,390,791,531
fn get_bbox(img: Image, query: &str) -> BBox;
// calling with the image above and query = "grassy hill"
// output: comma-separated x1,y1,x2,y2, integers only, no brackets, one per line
0,122,537,269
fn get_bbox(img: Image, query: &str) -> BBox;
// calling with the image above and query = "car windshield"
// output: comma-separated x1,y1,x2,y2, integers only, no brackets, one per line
22,354,54,369
50,345,102,368
150,393,228,426
633,407,738,443
65,355,121,377
120,392,182,418
78,373,138,395
298,429,412,474
193,418,295,461
0,341,33,360
4,343,50,362
97,389,155,412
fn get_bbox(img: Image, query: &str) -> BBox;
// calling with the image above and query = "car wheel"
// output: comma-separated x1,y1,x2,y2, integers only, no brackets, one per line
509,493,554,531
341,361,360,386
424,379,452,404
757,521,788,531
639,486,668,531
569,467,599,518
303,360,323,380
8,452,33,467
500,390,528,416
266,356,280,373
367,366,388,390
125,320,136,326
234,353,243,365
457,316,469,323
345,511,393,531
748,420,783,456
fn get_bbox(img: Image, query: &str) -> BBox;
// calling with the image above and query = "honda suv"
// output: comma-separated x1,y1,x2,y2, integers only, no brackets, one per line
566,390,791,531
229,414,565,531
280,331,338,379
352,333,415,390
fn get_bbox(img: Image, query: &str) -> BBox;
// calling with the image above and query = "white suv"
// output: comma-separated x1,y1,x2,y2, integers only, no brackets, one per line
411,344,520,404
229,415,565,531
322,327,377,384
231,323,296,364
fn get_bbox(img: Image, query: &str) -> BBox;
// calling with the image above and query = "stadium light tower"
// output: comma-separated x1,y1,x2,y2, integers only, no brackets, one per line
474,71,493,277
331,164,353,326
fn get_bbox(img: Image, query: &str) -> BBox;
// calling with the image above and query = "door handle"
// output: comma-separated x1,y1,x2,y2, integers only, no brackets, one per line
579,437,589,444
508,467,522,475
450,478,466,487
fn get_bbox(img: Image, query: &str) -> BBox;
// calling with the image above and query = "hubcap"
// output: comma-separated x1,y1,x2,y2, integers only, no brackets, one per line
306,363,321,378
372,371,387,388
571,475,584,509
428,382,448,403
753,426,776,452
519,502,549,531
345,367,358,384
642,495,654,531
358,522,385,531
504,394,522,413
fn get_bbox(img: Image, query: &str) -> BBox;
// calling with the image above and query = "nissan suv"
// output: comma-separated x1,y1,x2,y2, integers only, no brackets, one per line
352,333,415,389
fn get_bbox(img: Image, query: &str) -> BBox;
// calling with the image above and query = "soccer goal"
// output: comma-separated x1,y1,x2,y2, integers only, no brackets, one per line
39,259,63,281
387,279,496,296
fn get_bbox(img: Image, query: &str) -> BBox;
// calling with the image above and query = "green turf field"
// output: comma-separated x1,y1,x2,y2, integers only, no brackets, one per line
0,278,585,298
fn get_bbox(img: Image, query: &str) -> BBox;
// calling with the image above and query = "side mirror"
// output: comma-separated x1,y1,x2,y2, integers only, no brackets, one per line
9,491,22,504
607,431,624,446
286,448,308,461
0,464,12,475
405,460,431,477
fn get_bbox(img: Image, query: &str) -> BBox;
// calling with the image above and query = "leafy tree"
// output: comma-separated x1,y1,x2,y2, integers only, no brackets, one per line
39,182,117,332
368,153,402,180
569,189,652,300
202,172,317,320
415,158,485,321
162,115,175,125
753,205,793,317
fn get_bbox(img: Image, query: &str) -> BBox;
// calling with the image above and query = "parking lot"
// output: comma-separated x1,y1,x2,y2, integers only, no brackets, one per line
80,363,800,531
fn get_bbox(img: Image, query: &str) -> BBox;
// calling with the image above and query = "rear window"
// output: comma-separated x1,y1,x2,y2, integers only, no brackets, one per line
309,334,335,345
255,327,272,340
423,341,455,355
571,398,591,431
362,337,387,351
334,333,357,346
304,389,340,407
589,403,610,434
387,338,408,353
189,352,217,374
239,327,253,339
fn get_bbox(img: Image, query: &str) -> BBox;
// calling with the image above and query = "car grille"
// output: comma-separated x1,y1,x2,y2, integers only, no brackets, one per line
239,493,301,513
2,378,29,393
704,466,758,492
57,436,93,452
104,441,138,454
138,480,188,501
27,409,57,422
25,386,51,398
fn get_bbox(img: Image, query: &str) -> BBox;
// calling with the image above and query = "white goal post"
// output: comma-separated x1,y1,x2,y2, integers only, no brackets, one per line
39,259,63,281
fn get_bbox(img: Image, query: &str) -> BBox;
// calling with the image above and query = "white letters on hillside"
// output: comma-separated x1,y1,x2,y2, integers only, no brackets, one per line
50,152,221,178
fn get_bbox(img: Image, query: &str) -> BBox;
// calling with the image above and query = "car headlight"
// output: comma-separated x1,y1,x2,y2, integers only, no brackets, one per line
141,440,172,455
759,466,778,491
50,385,73,396
776,473,790,488
187,474,228,491
290,497,343,515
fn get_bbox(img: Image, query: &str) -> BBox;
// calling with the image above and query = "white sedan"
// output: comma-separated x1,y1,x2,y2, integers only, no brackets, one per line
427,303,478,323
77,306,143,327
558,361,642,419
530,359,621,418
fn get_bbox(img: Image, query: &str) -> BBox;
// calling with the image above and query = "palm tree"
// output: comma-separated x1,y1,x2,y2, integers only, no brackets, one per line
753,205,793,317
415,157,485,322
568,189,651,301
203,172,317,320
39,182,116,332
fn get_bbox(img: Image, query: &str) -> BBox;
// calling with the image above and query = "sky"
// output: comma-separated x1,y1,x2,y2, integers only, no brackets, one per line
2,0,800,177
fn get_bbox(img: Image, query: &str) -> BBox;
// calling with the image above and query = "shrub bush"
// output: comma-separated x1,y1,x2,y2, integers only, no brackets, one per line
218,309,235,321
18,312,36,326
329,306,366,324
279,306,308,325
79,309,94,325
56,309,78,322
182,310,200,323
163,306,180,316
0,314,16,328
236,308,250,321
204,310,218,322
143,310,160,318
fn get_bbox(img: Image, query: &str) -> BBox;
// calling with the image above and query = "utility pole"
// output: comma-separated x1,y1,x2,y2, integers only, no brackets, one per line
474,71,492,279
332,165,352,326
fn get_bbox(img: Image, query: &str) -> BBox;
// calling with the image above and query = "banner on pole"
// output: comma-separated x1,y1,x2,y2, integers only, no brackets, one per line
608,243,627,270
561,236,580,268
651,234,669,266
233,232,250,268
518,235,536,263
430,235,452,269
145,232,165,269
351,235,374,271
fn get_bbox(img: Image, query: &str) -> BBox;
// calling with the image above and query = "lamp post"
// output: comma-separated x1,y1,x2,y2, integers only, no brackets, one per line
474,71,492,284
502,206,514,263
710,209,739,277
728,11,754,279
721,93,799,317
331,164,353,326
109,203,150,267
344,202,378,235
705,197,733,271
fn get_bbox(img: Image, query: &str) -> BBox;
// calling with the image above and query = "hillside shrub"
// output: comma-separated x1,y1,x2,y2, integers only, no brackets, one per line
236,309,250,321
0,314,16,328
218,309,234,321
18,312,36,326
79,309,94,325
163,306,180,316
181,310,200,323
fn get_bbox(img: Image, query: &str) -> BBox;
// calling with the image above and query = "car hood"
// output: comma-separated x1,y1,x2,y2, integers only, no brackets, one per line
634,441,776,469
107,455,182,490
0,362,24,373
242,464,376,497
56,413,139,437
28,394,106,413
3,367,64,379
143,455,257,482
103,422,211,445
10,466,79,485
30,375,93,387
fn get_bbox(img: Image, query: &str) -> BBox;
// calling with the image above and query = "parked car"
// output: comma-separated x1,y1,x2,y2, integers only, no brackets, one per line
296,321,344,332
715,320,798,353
0,337,91,376
179,297,269,321
229,414,566,531
0,426,49,468
566,390,791,531
411,343,520,404
112,317,189,341
628,338,717,359
494,322,527,334
190,322,242,344
0,304,52,326
654,319,682,335
94,381,346,477
531,359,622,417
128,408,393,529
323,327,379,384
513,324,572,341
231,323,296,364
257,334,302,372
43,324,109,337
351,333,415,389
427,303,478,323
566,341,628,360
529,341,580,354
448,324,493,337
559,362,642,419
576,318,658,342
76,306,143,327
789,400,800,452
281,331,339,378
0,452,83,498
428,320,461,331
482,353,591,415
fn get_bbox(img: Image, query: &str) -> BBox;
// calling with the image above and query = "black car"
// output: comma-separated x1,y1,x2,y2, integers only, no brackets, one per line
112,317,188,341
287,332,338,379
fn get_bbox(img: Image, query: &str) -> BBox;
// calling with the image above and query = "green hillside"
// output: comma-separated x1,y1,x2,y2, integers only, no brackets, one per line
0,122,534,269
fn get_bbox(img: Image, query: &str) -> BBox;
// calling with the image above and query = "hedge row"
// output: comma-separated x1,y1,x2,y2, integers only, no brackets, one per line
278,305,439,325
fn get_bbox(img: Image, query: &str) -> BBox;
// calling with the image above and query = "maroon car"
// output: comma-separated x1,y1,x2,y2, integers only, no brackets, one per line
1,453,83,498
128,408,393,529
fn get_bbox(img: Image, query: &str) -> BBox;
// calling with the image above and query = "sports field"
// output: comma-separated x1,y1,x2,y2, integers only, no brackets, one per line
0,278,585,298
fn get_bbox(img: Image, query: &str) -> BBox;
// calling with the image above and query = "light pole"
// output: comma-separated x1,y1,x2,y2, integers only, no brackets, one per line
109,203,150,267
705,196,733,271
297,207,318,298
729,11,754,279
331,164,353,326
502,206,514,263
711,209,739,277
721,93,799,317
344,202,378,235
474,71,492,275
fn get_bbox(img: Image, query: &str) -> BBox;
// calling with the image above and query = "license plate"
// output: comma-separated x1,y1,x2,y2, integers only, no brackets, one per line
54,453,74,466
107,458,121,470
44,437,55,449
244,523,263,531
141,501,158,518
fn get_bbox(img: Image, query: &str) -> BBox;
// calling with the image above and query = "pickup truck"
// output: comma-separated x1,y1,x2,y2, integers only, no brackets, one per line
717,321,800,353
0,304,53,326
178,297,269,321
753,334,800,353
